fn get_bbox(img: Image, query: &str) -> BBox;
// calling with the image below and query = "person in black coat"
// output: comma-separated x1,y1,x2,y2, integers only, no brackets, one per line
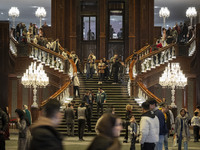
64,103,75,136
0,108,8,150
112,59,121,84
29,99,63,150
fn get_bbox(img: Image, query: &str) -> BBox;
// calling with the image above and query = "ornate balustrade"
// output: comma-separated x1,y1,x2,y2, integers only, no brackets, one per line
10,36,18,56
9,36,77,107
140,43,176,73
28,43,67,73
128,36,196,104
188,38,196,56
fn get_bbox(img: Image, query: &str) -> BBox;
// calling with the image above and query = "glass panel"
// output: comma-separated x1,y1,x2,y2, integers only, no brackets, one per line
83,17,89,40
109,10,123,40
90,17,96,40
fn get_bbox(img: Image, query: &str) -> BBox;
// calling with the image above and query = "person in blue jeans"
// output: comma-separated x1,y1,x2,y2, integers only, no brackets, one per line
175,108,190,150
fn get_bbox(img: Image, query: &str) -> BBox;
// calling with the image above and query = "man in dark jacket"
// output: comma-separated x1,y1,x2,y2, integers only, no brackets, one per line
64,103,75,136
29,99,63,150
147,98,168,150
95,88,107,116
0,108,8,150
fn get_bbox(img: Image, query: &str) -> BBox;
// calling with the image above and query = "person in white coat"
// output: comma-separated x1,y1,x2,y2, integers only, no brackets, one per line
73,73,80,98
139,102,159,150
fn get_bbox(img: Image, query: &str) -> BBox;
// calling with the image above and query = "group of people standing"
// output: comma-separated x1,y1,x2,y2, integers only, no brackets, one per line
0,105,31,150
86,53,125,84
64,87,107,141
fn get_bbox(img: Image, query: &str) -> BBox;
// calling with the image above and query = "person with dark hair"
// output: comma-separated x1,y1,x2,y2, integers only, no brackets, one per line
86,104,92,132
102,58,110,80
95,88,107,117
83,91,90,104
87,113,122,150
139,102,159,150
29,99,63,150
88,90,95,115
191,112,200,142
112,58,121,84
175,108,190,150
0,108,8,150
2,107,10,140
64,103,75,136
159,103,170,150
15,109,31,150
147,98,168,150
77,102,87,141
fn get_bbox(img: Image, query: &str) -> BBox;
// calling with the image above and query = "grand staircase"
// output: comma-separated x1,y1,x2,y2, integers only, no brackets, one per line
57,74,142,136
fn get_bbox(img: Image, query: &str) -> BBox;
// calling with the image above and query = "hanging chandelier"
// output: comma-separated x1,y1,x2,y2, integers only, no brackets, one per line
159,7,170,28
186,7,197,26
159,63,187,107
21,62,49,107
8,7,20,28
35,7,46,28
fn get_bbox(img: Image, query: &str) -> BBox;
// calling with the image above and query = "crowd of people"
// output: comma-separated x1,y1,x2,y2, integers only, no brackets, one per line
1,98,200,150
85,53,126,84
148,22,196,53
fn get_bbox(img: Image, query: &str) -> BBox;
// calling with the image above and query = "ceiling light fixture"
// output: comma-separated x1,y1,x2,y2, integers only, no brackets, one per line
186,7,197,26
159,7,170,28
8,7,20,28
35,7,46,28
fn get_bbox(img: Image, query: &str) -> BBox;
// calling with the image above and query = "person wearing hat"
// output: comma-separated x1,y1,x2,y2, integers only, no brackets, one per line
147,98,168,150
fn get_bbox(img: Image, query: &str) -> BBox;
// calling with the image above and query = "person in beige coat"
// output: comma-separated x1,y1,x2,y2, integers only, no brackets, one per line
175,108,190,150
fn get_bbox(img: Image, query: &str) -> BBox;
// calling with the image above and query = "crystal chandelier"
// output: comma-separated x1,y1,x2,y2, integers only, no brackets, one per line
159,7,170,28
21,62,49,107
159,63,187,107
8,7,20,28
35,7,46,28
186,7,197,26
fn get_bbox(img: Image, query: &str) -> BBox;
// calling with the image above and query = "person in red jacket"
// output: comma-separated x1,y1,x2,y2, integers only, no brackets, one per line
156,40,163,48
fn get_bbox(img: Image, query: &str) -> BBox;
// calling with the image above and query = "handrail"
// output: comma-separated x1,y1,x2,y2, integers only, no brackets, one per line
136,45,151,55
129,59,137,81
28,42,66,60
125,45,150,64
41,81,71,106
139,43,176,61
127,45,164,103
137,81,162,103
59,46,71,55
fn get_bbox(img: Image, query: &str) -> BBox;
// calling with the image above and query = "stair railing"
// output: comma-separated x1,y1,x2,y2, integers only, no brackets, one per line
28,43,67,72
187,37,196,56
128,45,164,103
139,43,176,73
40,53,77,107
10,36,18,56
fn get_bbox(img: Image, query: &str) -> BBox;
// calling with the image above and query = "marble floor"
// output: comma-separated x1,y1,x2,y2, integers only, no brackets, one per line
6,129,200,150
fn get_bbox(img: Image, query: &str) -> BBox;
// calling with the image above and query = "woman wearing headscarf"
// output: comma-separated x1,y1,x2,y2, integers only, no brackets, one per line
87,113,122,150
15,109,31,150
